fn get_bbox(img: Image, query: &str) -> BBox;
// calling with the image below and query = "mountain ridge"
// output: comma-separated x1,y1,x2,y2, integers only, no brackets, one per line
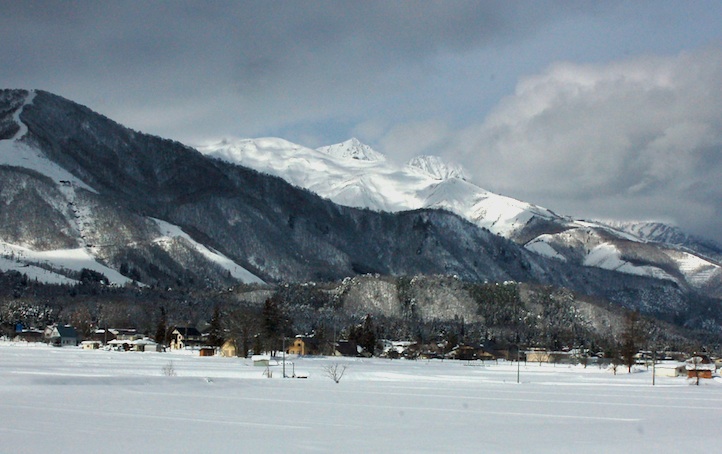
202,136,722,298
0,88,719,330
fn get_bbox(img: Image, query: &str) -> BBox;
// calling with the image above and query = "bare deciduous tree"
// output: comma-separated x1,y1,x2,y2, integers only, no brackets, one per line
162,361,176,376
323,363,347,383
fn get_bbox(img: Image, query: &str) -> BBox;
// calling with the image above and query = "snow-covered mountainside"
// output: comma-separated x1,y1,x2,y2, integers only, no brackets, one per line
1,89,560,289
406,155,467,180
1,88,720,324
201,137,562,239
202,137,722,296
601,220,722,263
0,90,263,286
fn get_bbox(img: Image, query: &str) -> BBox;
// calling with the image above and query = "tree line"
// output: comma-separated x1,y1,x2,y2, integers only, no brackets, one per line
1,269,717,359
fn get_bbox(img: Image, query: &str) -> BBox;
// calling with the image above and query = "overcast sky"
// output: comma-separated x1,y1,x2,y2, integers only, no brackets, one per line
3,1,722,242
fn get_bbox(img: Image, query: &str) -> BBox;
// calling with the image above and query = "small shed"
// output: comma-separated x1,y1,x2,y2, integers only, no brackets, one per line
252,355,271,367
80,340,101,350
132,338,162,352
107,339,132,351
686,355,716,379
655,362,686,377
199,347,215,356
525,349,551,363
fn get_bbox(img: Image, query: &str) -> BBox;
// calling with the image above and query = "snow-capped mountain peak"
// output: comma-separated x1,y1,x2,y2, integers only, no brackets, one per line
406,155,467,181
199,134,722,295
200,136,562,238
317,138,385,162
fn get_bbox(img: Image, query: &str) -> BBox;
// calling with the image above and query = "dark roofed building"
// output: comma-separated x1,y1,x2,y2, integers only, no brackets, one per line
333,340,360,357
90,329,117,345
13,329,44,343
170,326,202,350
46,325,78,347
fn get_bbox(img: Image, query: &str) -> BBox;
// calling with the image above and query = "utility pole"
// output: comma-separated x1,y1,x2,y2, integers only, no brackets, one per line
652,348,656,386
517,346,521,384
282,336,286,378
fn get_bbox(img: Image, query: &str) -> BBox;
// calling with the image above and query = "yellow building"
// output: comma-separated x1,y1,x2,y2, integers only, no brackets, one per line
286,337,318,356
220,339,237,357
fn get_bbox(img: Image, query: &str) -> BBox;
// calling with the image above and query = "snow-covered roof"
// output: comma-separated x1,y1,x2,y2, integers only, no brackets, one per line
685,356,716,371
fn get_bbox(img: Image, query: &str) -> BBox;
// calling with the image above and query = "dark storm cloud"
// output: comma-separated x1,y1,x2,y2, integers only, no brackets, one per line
0,1,577,140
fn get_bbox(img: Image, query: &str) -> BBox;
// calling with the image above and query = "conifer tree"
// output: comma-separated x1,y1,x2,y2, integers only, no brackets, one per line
155,306,167,346
620,310,640,373
207,306,224,347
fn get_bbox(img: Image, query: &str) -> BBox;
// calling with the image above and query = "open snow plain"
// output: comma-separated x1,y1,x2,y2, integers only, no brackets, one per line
1,344,720,453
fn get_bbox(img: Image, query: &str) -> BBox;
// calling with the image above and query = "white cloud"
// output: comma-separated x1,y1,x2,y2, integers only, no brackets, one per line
449,47,722,240
378,120,453,164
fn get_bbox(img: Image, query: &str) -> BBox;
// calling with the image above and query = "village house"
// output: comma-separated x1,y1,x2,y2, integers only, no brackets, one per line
107,339,132,351
13,329,44,343
45,325,78,347
525,349,572,364
480,339,520,361
89,329,117,345
170,326,203,350
333,340,360,357
220,339,238,357
286,336,320,356
449,345,479,361
380,340,420,358
106,338,162,352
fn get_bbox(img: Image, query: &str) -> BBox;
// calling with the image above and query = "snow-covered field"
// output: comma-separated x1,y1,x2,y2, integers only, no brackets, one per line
1,344,720,453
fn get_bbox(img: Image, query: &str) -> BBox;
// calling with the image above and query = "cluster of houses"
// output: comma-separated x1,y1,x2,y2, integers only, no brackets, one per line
13,325,80,347
9,325,720,380
272,336,722,380
378,341,720,380
11,324,205,354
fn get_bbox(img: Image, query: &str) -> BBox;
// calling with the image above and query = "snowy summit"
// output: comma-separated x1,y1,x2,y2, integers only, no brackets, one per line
317,137,385,162
200,135,722,294
201,137,553,238
406,155,467,181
